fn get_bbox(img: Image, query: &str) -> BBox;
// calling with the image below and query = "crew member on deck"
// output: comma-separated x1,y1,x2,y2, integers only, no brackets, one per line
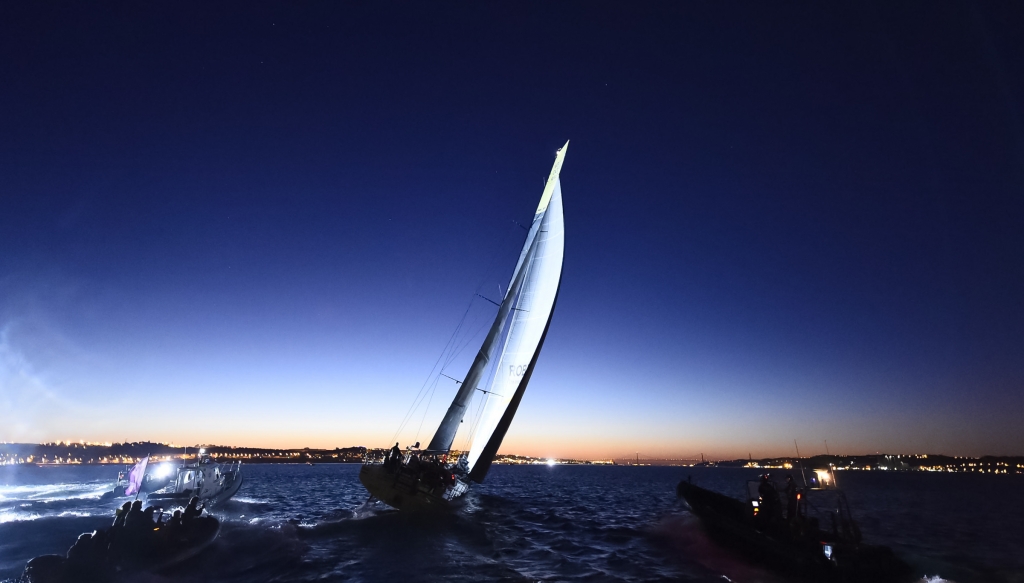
389,443,402,468
784,475,799,521
758,474,782,523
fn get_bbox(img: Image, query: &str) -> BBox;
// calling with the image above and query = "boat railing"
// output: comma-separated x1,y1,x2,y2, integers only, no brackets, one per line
442,480,469,501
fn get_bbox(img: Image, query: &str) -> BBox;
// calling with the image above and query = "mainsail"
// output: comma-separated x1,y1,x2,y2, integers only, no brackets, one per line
426,141,567,482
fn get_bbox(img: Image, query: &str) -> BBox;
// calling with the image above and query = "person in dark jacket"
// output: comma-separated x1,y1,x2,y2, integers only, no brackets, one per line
112,501,132,527
387,443,403,471
66,533,92,562
757,474,782,522
123,500,145,530
784,475,799,521
182,496,205,522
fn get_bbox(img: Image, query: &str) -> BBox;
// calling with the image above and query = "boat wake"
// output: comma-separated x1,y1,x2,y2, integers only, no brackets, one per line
651,512,785,583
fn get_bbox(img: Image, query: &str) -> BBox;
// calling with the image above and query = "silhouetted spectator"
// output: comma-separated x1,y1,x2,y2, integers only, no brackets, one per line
182,496,204,522
123,500,145,530
113,501,132,527
66,533,92,562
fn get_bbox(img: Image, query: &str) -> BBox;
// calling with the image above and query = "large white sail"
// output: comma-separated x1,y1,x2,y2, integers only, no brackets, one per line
361,142,568,509
462,150,566,481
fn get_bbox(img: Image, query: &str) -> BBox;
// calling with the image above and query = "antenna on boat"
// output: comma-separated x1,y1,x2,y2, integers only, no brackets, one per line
824,440,838,488
794,440,808,487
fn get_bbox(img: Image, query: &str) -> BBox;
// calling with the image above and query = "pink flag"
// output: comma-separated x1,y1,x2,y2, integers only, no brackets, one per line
124,456,149,497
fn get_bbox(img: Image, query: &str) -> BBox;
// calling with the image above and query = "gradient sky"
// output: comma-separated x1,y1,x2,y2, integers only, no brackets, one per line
2,3,1022,460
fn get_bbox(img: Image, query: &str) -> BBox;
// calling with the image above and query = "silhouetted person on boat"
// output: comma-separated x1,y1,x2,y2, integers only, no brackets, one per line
142,506,157,527
123,500,145,530
164,509,183,532
91,528,109,553
113,501,132,527
784,475,799,521
387,443,403,471
66,533,92,562
758,474,782,523
182,496,204,522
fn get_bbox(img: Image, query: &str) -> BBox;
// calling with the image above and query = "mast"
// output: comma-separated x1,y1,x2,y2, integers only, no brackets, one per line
424,255,533,452
426,141,568,461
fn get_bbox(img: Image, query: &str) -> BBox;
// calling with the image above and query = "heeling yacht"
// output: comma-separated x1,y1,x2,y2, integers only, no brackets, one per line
359,141,568,510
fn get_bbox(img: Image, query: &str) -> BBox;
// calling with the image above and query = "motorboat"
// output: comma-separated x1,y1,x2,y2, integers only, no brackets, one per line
147,451,242,507
104,462,174,498
22,515,220,582
676,470,913,581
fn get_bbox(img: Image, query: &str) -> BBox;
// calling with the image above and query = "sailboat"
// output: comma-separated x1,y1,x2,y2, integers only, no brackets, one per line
359,141,568,510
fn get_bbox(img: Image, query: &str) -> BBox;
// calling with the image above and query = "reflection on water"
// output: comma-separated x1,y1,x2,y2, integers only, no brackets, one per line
0,464,1020,582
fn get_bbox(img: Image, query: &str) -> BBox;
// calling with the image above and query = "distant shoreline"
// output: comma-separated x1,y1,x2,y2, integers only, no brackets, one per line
1,442,1021,474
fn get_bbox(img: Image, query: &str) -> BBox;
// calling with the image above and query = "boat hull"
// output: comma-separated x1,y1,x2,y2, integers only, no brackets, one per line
359,464,465,511
148,465,241,506
677,480,912,582
147,464,243,507
23,516,220,583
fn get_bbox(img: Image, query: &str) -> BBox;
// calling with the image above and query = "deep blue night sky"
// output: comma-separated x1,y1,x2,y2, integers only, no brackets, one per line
2,2,1022,458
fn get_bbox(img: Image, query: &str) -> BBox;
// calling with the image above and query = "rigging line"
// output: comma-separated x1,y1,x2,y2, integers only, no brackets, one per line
447,309,496,370
414,375,441,443
436,299,492,378
395,313,467,441
441,310,474,371
442,297,484,370
461,386,488,453
389,298,475,445
473,221,522,298
444,290,497,369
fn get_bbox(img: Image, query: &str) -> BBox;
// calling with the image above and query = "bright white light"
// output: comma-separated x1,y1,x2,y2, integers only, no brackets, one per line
546,459,556,466
153,463,174,479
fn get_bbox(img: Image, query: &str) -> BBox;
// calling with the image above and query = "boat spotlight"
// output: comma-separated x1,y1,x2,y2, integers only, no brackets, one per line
815,469,831,486
154,463,174,479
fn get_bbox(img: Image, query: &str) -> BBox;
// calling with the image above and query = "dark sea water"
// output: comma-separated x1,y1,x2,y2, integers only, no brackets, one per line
1,464,1021,582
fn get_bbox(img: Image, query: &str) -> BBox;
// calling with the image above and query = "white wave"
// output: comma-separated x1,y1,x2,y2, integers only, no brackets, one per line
0,482,109,502
230,496,271,504
56,510,94,518
0,508,41,523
